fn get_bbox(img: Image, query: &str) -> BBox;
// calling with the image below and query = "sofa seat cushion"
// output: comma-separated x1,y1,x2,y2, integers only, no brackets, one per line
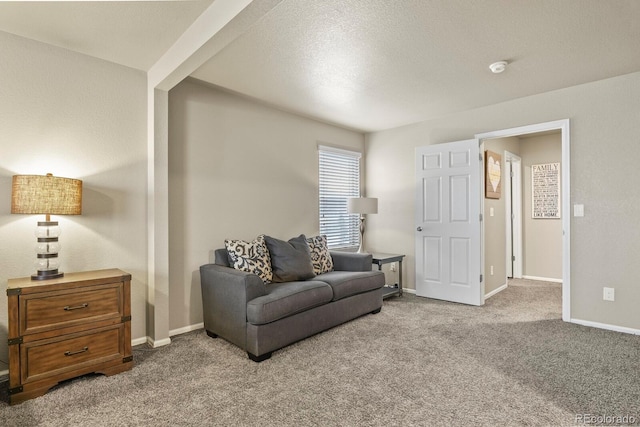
247,280,333,325
316,270,385,301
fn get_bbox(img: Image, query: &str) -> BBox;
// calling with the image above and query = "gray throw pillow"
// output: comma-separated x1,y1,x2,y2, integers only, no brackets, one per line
264,234,315,283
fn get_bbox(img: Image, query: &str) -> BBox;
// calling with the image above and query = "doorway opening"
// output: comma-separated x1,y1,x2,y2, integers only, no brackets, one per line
476,119,570,321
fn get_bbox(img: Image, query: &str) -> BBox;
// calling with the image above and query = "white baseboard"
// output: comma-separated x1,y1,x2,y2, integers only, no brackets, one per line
485,283,508,299
401,287,416,295
132,337,148,346
522,275,562,283
170,322,204,337
570,318,640,336
130,323,204,349
147,336,172,348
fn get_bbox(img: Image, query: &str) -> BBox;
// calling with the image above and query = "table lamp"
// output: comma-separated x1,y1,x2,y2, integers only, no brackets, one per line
11,173,82,280
347,197,378,253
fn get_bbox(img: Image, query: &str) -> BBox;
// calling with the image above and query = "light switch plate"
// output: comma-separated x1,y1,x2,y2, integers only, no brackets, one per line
574,204,584,217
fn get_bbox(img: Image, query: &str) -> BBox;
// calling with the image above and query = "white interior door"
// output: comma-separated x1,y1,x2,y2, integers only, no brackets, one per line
415,140,483,306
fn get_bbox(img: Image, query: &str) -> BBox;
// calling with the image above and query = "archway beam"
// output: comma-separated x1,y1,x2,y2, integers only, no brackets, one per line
145,0,284,346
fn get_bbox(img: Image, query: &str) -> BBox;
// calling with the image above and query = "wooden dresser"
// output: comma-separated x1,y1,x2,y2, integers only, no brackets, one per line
6,269,133,405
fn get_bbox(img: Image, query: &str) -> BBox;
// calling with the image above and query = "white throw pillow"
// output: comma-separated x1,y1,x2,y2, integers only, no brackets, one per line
306,235,334,275
225,234,273,284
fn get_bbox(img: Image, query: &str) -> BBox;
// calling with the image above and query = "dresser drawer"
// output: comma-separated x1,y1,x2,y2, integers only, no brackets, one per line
21,324,125,384
20,283,123,336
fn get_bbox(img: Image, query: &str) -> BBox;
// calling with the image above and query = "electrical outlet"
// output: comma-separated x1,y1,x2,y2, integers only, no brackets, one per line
390,262,397,272
603,287,615,301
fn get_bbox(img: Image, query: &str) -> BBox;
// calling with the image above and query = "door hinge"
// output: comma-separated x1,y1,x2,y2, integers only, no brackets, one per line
479,153,483,161
123,355,133,363
479,213,483,222
480,274,483,282
121,315,132,322
7,288,21,296
512,255,516,261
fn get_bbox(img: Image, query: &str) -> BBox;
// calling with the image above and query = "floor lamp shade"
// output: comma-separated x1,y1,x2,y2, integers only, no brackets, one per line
11,174,82,280
347,197,378,253
347,197,378,215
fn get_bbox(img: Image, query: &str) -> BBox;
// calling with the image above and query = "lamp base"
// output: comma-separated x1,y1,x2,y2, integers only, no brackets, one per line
31,270,64,281
357,216,366,253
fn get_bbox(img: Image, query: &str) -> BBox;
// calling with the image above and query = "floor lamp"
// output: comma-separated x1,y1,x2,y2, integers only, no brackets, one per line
347,197,378,253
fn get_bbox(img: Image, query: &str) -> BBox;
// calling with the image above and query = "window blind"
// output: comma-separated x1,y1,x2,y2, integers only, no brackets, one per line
318,146,361,249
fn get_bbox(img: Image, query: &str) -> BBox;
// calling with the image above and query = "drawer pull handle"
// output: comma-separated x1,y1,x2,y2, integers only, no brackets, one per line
64,303,88,311
64,347,89,356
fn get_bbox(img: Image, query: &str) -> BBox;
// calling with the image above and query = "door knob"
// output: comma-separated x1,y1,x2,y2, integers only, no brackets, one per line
416,226,423,232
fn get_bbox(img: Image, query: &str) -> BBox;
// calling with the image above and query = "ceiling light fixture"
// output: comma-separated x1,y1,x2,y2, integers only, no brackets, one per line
489,61,508,74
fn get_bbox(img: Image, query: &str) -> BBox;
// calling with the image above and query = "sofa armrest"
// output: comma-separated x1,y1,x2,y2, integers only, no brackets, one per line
330,251,373,272
200,264,266,350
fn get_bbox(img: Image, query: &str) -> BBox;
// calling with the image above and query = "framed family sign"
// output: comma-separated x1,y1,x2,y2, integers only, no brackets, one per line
485,150,501,199
532,162,561,218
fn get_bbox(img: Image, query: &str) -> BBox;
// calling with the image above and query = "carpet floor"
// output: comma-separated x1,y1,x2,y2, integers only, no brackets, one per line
1,279,639,426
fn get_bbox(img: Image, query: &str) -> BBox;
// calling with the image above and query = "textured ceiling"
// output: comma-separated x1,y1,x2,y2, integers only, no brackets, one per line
1,0,639,132
192,0,640,131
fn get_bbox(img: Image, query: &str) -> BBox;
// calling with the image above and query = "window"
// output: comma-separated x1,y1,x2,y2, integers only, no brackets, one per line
318,146,361,249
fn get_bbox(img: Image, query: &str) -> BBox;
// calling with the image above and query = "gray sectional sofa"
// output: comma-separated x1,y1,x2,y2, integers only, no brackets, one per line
200,246,385,362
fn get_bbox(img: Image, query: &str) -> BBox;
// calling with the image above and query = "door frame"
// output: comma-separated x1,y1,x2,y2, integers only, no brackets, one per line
476,119,570,321
504,151,523,279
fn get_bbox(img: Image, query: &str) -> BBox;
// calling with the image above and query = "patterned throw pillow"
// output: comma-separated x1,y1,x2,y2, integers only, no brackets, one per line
225,235,273,284
306,235,333,275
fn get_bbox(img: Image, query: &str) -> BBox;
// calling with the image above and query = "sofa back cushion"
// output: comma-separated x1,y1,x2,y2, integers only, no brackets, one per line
214,249,231,267
264,234,315,283
225,234,273,284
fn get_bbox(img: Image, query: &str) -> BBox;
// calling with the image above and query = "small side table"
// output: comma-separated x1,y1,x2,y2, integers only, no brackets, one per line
371,253,405,299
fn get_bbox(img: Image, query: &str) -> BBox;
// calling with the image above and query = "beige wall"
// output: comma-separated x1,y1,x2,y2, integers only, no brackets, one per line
0,32,149,370
167,79,365,331
483,137,520,295
521,133,563,280
366,71,640,331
